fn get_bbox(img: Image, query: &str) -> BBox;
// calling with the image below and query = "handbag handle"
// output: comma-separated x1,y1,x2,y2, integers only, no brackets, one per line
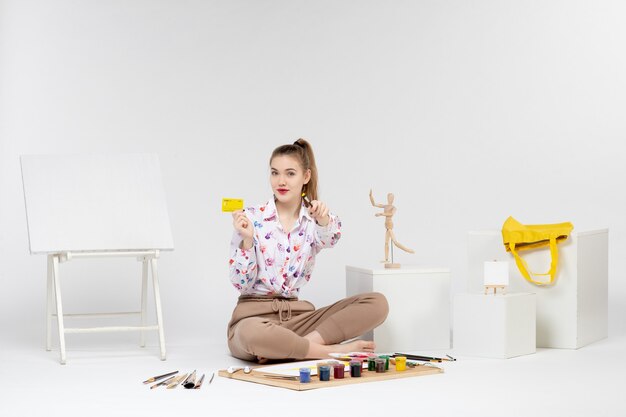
509,237,558,286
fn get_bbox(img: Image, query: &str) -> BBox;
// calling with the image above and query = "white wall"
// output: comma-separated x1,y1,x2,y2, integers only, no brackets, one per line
1,0,624,350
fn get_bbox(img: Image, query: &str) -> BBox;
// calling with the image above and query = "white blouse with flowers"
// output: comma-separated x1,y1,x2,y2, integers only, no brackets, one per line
229,198,342,297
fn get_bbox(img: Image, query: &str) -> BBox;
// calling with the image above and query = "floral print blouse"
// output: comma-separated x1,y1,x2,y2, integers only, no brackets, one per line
229,198,341,297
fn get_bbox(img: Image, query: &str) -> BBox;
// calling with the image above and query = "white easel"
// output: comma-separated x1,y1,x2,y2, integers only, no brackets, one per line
45,250,166,364
22,154,174,364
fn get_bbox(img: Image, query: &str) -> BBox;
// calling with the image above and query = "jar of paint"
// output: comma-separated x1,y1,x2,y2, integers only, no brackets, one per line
367,357,376,371
349,360,362,377
316,361,328,378
333,363,345,379
299,367,311,383
395,356,407,371
375,358,386,373
319,365,331,381
378,355,390,370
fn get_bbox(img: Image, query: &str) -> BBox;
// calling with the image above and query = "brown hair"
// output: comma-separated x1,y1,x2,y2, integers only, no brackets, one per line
270,138,318,202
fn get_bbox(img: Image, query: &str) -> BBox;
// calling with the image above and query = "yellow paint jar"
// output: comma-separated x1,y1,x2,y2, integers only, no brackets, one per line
395,356,407,371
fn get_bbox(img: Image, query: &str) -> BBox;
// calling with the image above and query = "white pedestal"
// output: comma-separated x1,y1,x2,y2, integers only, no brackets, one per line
468,229,608,349
453,293,536,359
346,265,451,352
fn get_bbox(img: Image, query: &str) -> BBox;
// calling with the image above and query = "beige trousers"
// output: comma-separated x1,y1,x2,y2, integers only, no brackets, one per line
227,292,389,361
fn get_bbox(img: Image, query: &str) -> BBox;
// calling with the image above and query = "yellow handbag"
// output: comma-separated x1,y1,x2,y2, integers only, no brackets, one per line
502,216,574,286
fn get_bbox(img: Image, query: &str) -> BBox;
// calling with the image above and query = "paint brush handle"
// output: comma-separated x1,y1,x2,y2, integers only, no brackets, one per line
394,353,443,362
166,374,188,389
183,371,197,389
150,375,176,389
194,374,206,389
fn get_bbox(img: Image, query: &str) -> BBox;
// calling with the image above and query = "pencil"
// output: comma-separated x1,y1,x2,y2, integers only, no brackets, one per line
149,374,177,389
143,371,178,384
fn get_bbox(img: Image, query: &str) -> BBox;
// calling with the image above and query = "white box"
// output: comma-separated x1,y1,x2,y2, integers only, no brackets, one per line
453,293,536,359
468,229,608,349
346,265,451,352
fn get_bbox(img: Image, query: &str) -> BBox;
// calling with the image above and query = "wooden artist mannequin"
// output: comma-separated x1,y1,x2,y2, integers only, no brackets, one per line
369,189,414,268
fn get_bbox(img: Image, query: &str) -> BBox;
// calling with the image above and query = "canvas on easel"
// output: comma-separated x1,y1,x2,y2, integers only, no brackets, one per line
21,153,174,364
484,261,509,295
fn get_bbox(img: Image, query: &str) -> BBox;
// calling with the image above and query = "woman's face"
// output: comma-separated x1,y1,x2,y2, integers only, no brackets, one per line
270,155,311,206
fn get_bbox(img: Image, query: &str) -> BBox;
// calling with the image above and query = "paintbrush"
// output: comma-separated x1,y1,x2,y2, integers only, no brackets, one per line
260,374,300,380
393,353,456,362
194,374,206,389
166,373,188,389
183,370,197,389
150,374,177,389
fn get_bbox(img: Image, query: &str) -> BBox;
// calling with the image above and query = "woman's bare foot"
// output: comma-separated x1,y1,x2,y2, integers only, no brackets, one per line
304,339,376,359
337,339,376,353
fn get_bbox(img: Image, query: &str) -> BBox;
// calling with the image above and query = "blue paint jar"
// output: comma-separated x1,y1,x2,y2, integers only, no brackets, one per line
319,365,331,381
299,367,311,383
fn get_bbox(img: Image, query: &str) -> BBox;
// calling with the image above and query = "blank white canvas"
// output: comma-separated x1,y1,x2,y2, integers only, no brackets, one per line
20,153,174,253
484,261,509,286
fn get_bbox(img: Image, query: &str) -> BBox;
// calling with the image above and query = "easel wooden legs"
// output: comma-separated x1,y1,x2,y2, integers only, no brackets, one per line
46,251,166,364
46,256,53,352
484,285,507,295
47,255,67,364
140,260,148,348
150,258,166,360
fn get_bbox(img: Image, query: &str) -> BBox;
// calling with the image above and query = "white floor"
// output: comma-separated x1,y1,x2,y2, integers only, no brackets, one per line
1,334,624,417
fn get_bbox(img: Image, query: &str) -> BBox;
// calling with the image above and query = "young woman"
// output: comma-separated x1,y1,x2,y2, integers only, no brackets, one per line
227,139,388,362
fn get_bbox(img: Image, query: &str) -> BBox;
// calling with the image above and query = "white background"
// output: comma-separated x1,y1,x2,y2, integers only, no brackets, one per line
1,0,625,355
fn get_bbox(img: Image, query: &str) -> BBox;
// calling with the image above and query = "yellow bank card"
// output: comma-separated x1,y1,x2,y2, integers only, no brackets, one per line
222,198,244,212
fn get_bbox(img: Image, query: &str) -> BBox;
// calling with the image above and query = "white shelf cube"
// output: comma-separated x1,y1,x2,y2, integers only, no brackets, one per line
346,265,451,352
468,229,608,349
453,293,536,359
